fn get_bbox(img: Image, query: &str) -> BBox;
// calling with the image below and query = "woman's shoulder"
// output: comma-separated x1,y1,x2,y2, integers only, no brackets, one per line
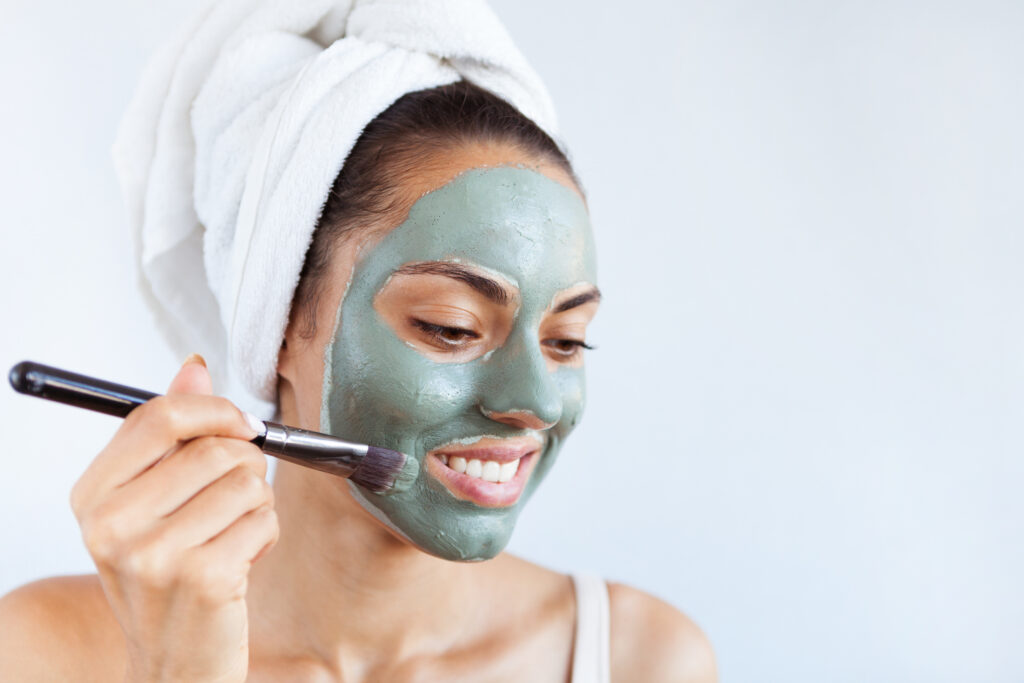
498,555,717,682
607,581,718,683
0,573,125,681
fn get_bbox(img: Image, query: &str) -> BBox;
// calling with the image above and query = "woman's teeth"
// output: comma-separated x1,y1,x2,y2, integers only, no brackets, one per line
438,454,520,483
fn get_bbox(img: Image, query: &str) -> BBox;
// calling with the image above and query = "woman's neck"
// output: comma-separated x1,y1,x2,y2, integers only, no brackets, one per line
246,460,492,675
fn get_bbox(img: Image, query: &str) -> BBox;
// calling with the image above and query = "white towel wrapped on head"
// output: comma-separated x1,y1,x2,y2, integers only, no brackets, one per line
112,0,560,417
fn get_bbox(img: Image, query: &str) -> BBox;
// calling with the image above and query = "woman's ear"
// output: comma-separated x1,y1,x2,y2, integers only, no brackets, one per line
276,323,304,426
277,304,310,392
277,322,299,385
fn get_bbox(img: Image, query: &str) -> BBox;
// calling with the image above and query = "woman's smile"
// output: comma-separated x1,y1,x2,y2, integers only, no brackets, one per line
424,436,543,508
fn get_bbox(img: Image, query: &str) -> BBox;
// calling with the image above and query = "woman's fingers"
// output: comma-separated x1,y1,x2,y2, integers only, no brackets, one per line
147,463,274,551
70,394,259,516
123,436,268,520
68,356,259,528
194,503,280,576
84,437,267,543
162,504,280,608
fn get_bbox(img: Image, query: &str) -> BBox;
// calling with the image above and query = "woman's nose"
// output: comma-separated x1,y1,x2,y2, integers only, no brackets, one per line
478,335,562,430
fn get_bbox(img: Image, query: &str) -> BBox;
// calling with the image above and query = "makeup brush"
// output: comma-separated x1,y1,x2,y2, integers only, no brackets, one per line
8,360,419,495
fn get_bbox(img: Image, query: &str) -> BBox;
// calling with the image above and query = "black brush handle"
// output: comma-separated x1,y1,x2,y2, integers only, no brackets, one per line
8,360,413,494
8,361,158,418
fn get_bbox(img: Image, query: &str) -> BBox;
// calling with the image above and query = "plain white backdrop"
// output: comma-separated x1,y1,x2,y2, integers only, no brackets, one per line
1,1,1021,681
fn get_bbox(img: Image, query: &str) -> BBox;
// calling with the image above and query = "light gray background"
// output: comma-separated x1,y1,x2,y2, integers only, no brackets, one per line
1,1,1021,681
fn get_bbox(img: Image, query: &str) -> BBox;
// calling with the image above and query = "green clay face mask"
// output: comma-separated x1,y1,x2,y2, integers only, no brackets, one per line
320,166,597,561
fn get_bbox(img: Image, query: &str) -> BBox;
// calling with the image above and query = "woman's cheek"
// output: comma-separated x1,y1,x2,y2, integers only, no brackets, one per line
322,314,482,446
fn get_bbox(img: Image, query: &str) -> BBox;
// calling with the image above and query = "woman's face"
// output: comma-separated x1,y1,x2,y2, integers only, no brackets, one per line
283,150,598,561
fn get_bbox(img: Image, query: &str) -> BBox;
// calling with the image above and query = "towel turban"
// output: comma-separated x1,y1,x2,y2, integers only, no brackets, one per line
112,0,560,416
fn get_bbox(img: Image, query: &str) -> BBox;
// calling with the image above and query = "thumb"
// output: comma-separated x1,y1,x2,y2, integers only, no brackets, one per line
167,353,213,396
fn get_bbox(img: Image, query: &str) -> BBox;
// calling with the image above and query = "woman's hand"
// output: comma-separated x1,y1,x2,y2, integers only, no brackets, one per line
69,355,279,683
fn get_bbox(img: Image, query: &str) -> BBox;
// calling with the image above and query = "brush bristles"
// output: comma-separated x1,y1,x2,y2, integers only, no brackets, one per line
350,446,419,494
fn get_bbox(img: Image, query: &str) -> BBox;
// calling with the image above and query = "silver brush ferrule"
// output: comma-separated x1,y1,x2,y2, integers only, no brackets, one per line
258,422,369,479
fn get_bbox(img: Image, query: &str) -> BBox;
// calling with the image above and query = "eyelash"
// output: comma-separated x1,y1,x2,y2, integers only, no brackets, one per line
411,319,480,346
542,339,596,359
411,318,595,360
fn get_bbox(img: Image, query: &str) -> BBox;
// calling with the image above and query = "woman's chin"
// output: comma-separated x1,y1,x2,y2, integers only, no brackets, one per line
344,477,520,562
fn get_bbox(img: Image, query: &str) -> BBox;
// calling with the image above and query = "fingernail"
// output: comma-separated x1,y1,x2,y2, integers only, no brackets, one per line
183,353,207,368
243,411,267,438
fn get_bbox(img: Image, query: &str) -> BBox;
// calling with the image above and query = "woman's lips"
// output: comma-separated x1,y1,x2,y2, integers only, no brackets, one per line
424,437,541,508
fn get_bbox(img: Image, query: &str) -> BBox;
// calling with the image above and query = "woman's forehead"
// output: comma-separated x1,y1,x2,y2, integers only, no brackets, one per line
367,166,597,296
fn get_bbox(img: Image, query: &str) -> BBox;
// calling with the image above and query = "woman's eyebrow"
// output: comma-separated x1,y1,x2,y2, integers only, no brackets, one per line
552,287,602,313
395,261,513,305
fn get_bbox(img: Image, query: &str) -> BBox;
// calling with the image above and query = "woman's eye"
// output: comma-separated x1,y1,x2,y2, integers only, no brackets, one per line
411,319,480,347
542,338,595,359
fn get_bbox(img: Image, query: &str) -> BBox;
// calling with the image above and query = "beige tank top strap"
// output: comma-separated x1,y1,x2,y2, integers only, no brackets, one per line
570,573,611,683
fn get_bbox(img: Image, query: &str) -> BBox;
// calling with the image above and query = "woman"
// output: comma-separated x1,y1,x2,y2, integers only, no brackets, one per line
0,2,716,681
